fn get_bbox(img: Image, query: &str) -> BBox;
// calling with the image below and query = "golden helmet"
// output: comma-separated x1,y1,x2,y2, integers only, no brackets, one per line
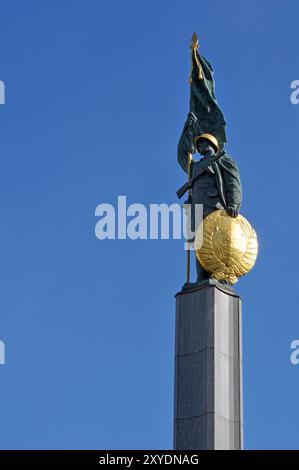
194,133,219,153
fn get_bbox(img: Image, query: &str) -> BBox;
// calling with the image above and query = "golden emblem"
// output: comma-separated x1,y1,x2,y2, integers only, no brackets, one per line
195,210,258,285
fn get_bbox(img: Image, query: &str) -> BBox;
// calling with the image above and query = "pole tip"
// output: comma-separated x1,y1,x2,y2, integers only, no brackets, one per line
190,32,199,49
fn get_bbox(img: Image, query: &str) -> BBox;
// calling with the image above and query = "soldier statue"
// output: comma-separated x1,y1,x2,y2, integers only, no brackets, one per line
177,34,242,286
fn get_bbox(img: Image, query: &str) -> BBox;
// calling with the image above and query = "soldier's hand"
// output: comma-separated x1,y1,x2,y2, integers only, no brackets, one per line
226,207,239,218
185,112,197,128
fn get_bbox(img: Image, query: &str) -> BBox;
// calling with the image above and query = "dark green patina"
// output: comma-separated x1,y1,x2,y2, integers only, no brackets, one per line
177,43,242,285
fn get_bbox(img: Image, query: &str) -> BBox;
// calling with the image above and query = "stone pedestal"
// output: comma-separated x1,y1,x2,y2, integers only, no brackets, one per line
173,284,243,450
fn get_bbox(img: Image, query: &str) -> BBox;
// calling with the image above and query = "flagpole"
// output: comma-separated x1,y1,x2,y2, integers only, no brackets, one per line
186,152,193,284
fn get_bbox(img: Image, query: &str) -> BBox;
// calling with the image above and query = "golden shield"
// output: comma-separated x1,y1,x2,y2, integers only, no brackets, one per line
195,210,258,284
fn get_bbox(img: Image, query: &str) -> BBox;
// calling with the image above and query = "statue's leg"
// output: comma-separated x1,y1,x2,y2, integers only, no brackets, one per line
196,257,210,283
195,208,214,283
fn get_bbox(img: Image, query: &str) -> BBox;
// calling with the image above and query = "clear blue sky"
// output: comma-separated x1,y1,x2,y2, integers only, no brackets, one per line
0,0,298,450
